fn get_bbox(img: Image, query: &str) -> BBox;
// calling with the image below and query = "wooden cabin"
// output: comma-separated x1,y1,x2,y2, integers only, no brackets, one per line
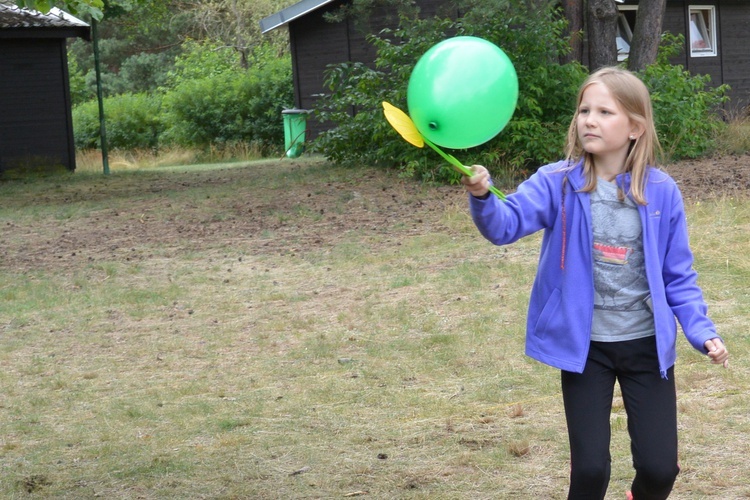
0,4,90,175
618,0,750,113
261,0,750,139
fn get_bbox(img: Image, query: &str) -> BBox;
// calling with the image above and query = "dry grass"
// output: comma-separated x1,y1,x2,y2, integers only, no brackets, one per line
75,143,265,174
716,117,750,156
0,158,747,498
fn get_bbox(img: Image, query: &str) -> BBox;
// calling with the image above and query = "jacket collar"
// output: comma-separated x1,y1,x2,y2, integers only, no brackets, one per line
564,159,636,197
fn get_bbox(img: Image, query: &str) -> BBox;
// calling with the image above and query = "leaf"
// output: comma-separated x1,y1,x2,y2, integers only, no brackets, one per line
382,101,424,148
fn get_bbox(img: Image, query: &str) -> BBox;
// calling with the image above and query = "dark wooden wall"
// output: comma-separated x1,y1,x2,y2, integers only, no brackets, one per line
715,0,750,112
662,0,750,113
0,38,76,174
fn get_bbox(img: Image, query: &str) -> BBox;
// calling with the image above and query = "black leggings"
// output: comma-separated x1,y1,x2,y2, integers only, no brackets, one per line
561,337,680,500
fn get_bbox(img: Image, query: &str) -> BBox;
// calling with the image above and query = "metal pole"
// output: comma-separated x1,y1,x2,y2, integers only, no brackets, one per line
91,18,110,175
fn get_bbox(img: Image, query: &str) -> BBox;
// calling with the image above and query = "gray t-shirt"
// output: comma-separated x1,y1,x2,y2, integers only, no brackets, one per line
590,179,655,342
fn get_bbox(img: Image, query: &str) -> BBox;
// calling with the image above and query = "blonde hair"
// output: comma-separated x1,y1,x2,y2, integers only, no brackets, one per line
564,66,661,205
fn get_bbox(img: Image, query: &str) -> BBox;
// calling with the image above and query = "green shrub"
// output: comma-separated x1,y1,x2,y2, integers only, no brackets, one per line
117,52,174,94
315,4,730,183
161,56,293,154
314,1,586,184
72,99,100,149
163,39,241,89
67,52,90,106
637,33,729,160
73,93,163,150
245,57,298,149
161,72,243,146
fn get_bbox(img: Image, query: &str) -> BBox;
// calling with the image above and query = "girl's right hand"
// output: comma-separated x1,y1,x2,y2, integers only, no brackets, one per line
704,338,730,368
462,165,491,198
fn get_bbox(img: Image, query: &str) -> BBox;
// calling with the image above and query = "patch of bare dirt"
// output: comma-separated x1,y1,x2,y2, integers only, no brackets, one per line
664,153,750,200
1,155,747,273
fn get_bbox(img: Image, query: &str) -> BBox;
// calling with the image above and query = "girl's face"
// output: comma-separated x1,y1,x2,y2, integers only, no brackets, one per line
576,82,640,172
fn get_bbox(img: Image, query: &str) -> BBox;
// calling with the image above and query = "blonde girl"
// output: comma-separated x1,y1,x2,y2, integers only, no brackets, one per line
462,66,728,499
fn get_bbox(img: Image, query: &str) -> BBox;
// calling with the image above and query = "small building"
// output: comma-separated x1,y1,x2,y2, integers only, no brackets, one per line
262,0,750,140
0,3,90,176
617,0,750,113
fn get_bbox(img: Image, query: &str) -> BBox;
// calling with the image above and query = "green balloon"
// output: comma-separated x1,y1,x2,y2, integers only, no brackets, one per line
407,36,518,149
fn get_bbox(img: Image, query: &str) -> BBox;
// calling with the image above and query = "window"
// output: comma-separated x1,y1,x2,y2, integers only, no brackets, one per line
616,6,638,62
689,6,717,57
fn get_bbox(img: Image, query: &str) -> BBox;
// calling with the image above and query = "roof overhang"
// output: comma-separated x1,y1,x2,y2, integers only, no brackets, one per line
260,0,338,33
0,4,90,40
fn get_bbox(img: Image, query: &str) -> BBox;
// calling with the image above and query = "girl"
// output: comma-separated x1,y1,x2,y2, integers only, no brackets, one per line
462,67,729,499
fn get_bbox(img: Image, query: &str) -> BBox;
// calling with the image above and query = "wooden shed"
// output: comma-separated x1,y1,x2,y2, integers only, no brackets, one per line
262,0,750,141
618,0,750,113
0,4,90,176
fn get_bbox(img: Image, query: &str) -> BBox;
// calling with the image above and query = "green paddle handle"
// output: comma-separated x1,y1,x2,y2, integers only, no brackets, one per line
423,137,507,201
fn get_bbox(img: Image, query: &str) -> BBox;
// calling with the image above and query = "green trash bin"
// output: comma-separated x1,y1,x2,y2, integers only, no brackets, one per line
282,108,310,158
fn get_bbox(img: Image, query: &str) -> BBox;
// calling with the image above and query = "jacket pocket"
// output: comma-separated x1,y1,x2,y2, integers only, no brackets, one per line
533,288,562,340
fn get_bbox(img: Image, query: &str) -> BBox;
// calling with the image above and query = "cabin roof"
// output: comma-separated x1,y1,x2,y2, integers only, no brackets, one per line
259,0,337,33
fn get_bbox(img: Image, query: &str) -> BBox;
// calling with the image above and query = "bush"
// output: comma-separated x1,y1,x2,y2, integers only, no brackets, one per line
67,52,90,106
637,33,729,160
161,55,293,154
117,52,174,94
72,100,100,149
163,39,241,89
315,3,731,183
73,93,163,150
314,1,587,184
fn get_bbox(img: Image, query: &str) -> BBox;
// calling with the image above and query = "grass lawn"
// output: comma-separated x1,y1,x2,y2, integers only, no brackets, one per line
1,158,748,498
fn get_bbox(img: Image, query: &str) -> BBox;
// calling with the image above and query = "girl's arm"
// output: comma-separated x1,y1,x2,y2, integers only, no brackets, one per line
662,187,727,362
464,164,560,246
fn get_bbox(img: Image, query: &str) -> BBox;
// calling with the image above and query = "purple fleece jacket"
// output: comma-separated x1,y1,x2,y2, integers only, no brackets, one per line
469,159,719,378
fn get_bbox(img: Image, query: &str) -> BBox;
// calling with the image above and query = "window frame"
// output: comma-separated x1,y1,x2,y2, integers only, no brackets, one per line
616,5,638,62
688,5,718,58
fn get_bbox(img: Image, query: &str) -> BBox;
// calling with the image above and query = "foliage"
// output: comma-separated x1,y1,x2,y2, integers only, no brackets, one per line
15,0,104,20
68,2,183,99
315,18,457,172
111,52,174,95
316,3,730,181
315,0,587,184
163,39,242,90
637,33,729,160
72,93,163,150
67,50,89,106
72,38,293,154
161,54,293,154
66,0,289,99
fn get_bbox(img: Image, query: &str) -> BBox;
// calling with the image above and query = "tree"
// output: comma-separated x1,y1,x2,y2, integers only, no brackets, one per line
181,0,290,70
15,0,104,19
586,0,618,70
560,0,668,71
560,0,583,64
627,0,667,71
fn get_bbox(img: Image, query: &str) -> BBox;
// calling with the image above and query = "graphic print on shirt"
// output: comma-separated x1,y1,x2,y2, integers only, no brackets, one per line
593,242,631,265
591,194,649,311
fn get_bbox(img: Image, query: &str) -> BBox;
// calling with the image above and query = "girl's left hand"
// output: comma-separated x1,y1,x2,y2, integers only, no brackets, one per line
704,338,729,368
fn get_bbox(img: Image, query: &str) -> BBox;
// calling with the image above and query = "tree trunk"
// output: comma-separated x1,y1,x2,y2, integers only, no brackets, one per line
561,0,584,64
627,0,667,71
587,0,618,70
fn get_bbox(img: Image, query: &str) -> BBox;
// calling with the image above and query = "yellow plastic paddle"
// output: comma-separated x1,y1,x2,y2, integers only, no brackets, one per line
382,101,507,201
